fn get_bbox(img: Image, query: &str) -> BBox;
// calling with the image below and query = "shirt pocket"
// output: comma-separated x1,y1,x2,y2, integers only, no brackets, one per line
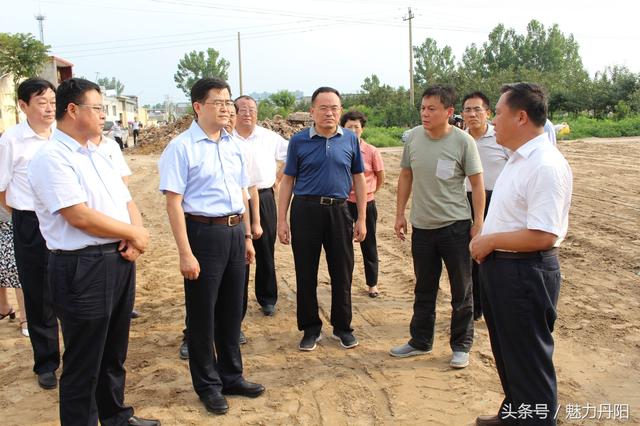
436,159,456,180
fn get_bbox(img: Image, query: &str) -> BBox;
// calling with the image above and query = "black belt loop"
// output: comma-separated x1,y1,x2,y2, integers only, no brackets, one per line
489,247,558,260
50,242,120,255
296,195,346,206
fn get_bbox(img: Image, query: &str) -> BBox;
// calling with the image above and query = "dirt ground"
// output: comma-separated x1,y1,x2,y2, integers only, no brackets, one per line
1,137,639,425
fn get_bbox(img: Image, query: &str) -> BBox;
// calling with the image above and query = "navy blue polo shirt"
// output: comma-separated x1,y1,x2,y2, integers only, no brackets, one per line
284,126,364,198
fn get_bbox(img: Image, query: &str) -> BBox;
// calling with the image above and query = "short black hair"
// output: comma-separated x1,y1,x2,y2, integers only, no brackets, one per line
234,95,257,112
17,78,56,104
56,78,101,120
500,83,548,127
421,85,456,108
311,86,341,104
340,110,367,128
462,91,491,109
190,78,231,104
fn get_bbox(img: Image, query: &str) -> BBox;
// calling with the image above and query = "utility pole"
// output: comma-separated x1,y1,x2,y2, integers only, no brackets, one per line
237,32,244,96
403,7,415,107
35,14,46,43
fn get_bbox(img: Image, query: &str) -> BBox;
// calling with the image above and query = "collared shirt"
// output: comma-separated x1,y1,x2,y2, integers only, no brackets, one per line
230,131,268,189
158,120,248,216
482,133,572,246
28,129,133,250
347,139,384,203
113,123,124,138
465,124,509,191
0,120,55,210
284,126,364,199
233,125,288,189
93,137,131,177
544,119,557,146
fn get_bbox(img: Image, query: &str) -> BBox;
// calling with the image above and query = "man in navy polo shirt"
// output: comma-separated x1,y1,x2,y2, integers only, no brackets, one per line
277,86,367,351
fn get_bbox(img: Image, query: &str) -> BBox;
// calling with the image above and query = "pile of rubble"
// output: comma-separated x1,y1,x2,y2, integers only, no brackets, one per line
133,112,313,155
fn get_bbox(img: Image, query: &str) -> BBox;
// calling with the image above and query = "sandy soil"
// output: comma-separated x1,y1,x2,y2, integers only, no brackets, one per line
1,137,638,425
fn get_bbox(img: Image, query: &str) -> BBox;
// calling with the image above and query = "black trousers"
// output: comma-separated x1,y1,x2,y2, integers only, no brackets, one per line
243,188,278,319
467,190,493,319
185,219,245,398
49,246,135,426
347,200,379,286
12,209,60,374
480,252,561,425
132,129,139,145
114,136,124,150
290,196,354,334
409,220,474,352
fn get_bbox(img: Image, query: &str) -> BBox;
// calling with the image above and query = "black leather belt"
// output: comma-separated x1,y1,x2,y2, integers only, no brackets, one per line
258,187,273,193
50,242,120,255
185,213,243,226
296,195,346,206
490,247,558,260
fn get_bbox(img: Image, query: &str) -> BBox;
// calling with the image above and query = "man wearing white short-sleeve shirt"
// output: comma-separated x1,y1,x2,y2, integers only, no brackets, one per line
233,95,288,319
28,78,157,426
470,83,572,426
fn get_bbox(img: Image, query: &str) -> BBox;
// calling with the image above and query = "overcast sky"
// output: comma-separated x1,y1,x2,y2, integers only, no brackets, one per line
2,0,638,105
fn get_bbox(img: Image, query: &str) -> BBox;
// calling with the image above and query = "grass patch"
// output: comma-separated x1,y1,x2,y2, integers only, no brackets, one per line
566,116,640,139
362,126,406,147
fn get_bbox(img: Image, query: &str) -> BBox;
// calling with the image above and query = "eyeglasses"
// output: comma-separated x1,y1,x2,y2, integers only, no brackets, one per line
462,107,486,114
77,104,106,113
317,106,341,114
203,100,234,109
237,108,257,115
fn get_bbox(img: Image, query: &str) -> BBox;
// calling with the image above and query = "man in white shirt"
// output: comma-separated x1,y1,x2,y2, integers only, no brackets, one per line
28,78,158,426
234,96,288,318
461,91,510,321
470,83,572,426
113,120,125,150
0,78,61,390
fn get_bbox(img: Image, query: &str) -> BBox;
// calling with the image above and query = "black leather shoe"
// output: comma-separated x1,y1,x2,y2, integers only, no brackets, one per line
37,371,57,390
239,330,247,344
475,414,503,425
130,309,140,319
200,391,228,414
179,341,189,360
261,304,275,316
128,415,161,425
222,379,265,398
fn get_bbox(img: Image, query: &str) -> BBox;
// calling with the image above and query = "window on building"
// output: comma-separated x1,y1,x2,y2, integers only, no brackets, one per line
113,105,116,116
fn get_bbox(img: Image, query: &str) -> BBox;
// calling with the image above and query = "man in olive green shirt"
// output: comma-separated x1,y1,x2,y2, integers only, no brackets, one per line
390,85,485,369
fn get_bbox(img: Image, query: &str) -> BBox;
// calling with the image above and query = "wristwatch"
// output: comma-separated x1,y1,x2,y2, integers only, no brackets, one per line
245,234,253,240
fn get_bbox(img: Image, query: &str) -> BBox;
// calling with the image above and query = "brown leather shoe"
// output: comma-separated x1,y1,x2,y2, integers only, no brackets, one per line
476,414,503,425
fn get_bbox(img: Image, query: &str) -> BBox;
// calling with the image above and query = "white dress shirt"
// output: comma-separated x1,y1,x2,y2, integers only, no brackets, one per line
465,124,510,191
233,126,288,189
28,129,133,250
94,137,132,177
482,133,572,247
0,121,55,210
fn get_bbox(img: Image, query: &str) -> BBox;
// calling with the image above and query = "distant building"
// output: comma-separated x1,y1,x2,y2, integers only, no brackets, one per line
0,55,74,133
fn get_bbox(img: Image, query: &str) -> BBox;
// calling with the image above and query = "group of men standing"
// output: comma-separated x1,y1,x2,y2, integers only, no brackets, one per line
0,75,572,425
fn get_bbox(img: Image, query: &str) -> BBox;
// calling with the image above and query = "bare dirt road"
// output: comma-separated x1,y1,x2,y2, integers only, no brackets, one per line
1,137,638,425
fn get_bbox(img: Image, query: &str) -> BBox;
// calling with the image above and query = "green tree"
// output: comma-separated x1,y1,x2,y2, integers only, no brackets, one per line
269,90,296,115
97,76,125,95
0,32,50,120
413,38,456,88
174,48,230,98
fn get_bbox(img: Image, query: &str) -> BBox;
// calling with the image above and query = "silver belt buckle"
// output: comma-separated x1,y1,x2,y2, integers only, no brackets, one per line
227,215,237,226
320,196,333,205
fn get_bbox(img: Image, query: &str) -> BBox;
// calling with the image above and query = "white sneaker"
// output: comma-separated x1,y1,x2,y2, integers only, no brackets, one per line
450,351,469,368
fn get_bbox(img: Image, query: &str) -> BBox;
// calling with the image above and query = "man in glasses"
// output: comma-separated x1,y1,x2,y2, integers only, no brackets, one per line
159,78,265,415
461,92,510,321
0,78,61,391
233,96,288,324
27,78,158,426
278,86,367,352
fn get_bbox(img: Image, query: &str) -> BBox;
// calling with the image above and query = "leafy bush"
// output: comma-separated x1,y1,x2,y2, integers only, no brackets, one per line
362,126,407,147
566,115,640,139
